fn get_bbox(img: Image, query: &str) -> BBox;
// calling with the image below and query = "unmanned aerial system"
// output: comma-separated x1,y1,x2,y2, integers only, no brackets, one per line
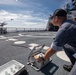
27,44,51,71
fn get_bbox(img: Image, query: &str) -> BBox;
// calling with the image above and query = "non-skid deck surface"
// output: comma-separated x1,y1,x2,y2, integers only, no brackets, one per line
0,32,70,75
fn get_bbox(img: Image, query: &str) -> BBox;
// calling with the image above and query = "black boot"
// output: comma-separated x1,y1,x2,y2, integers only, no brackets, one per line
63,64,73,72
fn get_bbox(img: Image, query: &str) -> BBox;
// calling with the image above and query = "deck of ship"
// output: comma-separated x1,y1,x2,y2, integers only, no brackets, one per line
0,31,71,75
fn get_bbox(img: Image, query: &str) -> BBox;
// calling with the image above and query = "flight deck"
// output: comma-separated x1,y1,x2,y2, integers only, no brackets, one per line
0,31,70,75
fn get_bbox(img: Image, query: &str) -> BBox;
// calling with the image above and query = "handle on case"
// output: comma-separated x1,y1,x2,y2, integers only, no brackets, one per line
28,44,45,61
31,64,40,71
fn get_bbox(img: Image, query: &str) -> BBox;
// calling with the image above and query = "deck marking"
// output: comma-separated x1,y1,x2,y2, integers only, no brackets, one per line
29,43,39,50
6,38,18,41
29,46,35,50
18,33,55,38
29,43,49,50
0,36,7,39
56,51,70,62
29,43,39,46
18,34,24,36
14,41,26,45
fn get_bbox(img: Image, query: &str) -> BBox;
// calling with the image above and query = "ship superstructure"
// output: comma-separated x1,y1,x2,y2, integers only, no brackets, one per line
46,0,76,31
67,0,76,21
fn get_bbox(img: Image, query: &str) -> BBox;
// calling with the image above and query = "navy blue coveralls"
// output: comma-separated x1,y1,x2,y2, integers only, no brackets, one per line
50,19,76,65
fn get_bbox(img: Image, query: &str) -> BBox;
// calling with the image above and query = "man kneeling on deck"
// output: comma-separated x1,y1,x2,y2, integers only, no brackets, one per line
36,9,76,72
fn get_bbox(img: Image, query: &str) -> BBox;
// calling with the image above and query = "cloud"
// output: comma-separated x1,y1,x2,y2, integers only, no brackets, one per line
0,0,43,9
0,10,8,15
0,0,25,6
0,0,55,29
0,0,16,5
0,10,47,28
0,10,18,21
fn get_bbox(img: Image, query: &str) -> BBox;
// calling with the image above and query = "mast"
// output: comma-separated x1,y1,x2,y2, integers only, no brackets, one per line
71,0,76,10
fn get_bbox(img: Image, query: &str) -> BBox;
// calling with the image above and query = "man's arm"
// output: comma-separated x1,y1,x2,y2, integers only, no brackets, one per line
37,48,57,62
43,48,57,60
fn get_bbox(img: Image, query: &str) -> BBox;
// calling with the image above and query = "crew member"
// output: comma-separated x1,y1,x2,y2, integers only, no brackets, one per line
37,9,76,72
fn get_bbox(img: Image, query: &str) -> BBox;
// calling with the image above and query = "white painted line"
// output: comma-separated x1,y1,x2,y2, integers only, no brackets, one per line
25,35,32,36
29,43,39,50
29,43,49,50
0,36,7,39
29,47,34,50
29,43,39,46
19,33,55,38
56,51,70,62
14,41,26,45
25,35,55,38
0,33,55,40
18,34,24,36
0,35,23,40
8,38,18,41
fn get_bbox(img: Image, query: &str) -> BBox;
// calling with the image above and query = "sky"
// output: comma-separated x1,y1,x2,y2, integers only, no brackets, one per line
0,0,72,28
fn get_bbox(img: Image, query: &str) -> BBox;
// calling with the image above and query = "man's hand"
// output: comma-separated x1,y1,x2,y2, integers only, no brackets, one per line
37,48,56,63
36,56,44,63
36,48,56,63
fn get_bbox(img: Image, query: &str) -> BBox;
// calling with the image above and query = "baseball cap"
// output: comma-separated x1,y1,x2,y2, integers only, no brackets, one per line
52,9,67,18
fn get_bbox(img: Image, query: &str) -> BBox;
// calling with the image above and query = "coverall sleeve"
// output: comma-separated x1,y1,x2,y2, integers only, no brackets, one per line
50,26,69,51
